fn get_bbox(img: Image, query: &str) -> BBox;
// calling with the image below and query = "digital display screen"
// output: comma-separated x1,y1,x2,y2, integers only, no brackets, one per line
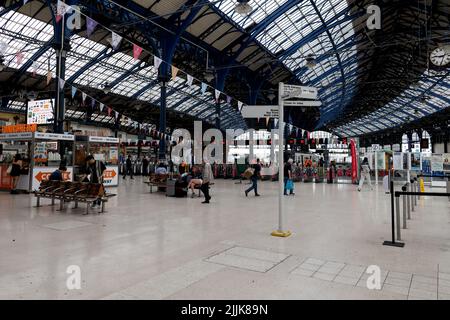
27,99,54,125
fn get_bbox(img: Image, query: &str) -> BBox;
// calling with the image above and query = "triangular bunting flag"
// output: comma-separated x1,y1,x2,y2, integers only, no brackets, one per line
56,0,71,23
46,70,52,85
71,86,77,98
214,89,221,102
86,17,98,38
238,101,243,112
171,66,179,80
16,51,24,65
110,32,123,50
266,117,270,127
115,111,119,120
153,56,162,72
201,83,207,95
107,107,112,117
81,92,87,103
91,98,96,109
0,41,7,56
274,119,279,128
227,96,232,104
24,0,29,4
133,43,143,61
58,78,65,89
32,61,39,77
187,74,194,87
99,103,104,112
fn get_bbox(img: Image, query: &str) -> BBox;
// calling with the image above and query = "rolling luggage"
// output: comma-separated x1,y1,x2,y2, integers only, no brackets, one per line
166,179,177,197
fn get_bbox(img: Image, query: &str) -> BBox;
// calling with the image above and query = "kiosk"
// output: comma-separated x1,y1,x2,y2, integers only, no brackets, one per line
0,130,75,191
74,136,120,187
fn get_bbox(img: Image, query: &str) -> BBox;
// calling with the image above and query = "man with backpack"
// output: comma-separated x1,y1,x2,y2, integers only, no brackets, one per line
245,158,261,197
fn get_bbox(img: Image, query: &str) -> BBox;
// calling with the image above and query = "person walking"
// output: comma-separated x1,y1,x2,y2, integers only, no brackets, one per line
142,156,149,177
245,158,261,197
284,158,295,196
123,154,134,179
358,157,373,191
200,160,213,204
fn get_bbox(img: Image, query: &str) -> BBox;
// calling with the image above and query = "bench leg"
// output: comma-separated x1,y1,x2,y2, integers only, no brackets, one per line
36,196,41,207
73,200,78,209
101,201,105,213
58,199,64,211
51,197,55,206
85,204,89,215
150,185,153,193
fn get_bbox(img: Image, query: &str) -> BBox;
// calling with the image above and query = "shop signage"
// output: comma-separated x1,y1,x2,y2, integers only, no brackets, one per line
0,132,34,140
32,167,73,190
0,124,37,134
103,166,119,187
241,105,279,119
89,136,120,143
281,84,318,100
34,132,75,141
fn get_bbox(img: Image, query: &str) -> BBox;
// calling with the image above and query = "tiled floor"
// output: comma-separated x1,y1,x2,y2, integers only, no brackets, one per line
0,177,449,300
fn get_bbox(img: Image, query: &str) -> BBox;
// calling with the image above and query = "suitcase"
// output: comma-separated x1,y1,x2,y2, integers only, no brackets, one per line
166,179,177,197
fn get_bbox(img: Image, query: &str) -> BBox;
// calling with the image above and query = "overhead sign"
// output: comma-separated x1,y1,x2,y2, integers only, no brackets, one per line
0,124,37,134
241,105,279,119
89,136,120,144
283,100,322,107
281,84,318,100
34,132,75,141
0,132,34,140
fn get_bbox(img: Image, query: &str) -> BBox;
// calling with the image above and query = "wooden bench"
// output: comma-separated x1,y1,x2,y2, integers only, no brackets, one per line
145,173,180,193
34,181,116,214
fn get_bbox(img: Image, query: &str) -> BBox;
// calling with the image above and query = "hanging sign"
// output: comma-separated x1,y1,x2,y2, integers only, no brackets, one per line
283,100,322,107
241,105,279,119
281,84,318,100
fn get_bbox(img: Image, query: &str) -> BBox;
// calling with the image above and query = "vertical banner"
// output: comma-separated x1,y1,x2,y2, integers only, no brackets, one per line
350,139,357,184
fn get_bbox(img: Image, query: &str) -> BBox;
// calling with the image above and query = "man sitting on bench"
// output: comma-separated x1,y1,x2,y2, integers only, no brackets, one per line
84,155,106,210
49,165,68,182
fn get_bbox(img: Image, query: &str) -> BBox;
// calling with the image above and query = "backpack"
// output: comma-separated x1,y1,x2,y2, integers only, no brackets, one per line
243,167,255,179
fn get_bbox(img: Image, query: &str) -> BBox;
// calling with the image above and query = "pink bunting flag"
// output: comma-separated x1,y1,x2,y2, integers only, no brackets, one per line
16,51,24,65
107,107,112,117
133,44,143,61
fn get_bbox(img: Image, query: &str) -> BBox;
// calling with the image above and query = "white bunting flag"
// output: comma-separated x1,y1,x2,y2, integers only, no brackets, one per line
153,56,162,72
238,101,243,112
56,0,71,23
46,70,52,85
0,41,7,55
274,119,279,128
81,92,87,103
99,103,104,112
110,32,123,50
115,111,119,120
215,89,221,102
32,61,39,76
58,78,65,89
187,74,194,87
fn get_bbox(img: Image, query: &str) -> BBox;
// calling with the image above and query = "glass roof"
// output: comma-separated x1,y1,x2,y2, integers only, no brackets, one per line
213,0,358,121
335,70,450,136
0,7,246,130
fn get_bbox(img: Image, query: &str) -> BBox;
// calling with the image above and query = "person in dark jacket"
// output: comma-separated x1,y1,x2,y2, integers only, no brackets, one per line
84,155,106,209
123,154,134,179
245,158,261,197
9,154,22,194
49,165,67,181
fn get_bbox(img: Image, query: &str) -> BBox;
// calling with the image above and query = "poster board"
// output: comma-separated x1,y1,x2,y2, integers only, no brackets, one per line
27,99,55,125
402,152,409,171
443,153,450,172
393,152,403,170
376,152,385,170
431,154,444,172
410,153,422,171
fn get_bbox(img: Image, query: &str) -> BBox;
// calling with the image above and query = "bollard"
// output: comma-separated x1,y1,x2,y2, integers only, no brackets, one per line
414,181,418,205
406,182,411,219
395,195,401,240
410,181,415,213
402,185,407,228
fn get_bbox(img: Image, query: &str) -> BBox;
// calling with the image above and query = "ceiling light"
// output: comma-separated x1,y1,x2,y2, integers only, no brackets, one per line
234,0,252,17
267,93,275,101
103,82,111,94
204,70,214,82
305,54,317,69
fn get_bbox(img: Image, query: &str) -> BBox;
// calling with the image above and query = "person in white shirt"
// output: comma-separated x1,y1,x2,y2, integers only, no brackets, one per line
358,157,373,191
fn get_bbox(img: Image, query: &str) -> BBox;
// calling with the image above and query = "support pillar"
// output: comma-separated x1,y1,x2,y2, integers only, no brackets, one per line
158,77,168,161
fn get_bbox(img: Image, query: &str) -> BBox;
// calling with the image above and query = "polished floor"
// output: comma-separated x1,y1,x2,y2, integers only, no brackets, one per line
0,177,449,300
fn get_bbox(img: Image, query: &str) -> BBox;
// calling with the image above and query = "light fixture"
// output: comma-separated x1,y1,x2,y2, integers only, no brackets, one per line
301,107,306,112
0,55,5,72
27,91,37,101
305,54,317,69
234,0,252,17
267,93,276,102
102,82,111,94
204,70,214,82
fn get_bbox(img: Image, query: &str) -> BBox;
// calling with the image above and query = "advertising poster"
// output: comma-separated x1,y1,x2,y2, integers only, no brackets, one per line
376,152,385,170
27,99,55,125
431,154,444,172
444,153,450,172
422,157,431,174
32,167,73,190
103,166,119,187
410,153,422,171
402,152,409,170
393,152,403,170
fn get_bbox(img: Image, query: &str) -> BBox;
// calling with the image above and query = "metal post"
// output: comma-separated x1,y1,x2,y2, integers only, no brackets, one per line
406,182,411,218
396,195,401,240
158,79,167,161
271,82,290,238
383,179,404,247
402,192,407,228
410,182,414,213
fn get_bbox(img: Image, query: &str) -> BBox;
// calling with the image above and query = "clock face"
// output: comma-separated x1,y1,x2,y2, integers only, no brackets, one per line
430,47,450,66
